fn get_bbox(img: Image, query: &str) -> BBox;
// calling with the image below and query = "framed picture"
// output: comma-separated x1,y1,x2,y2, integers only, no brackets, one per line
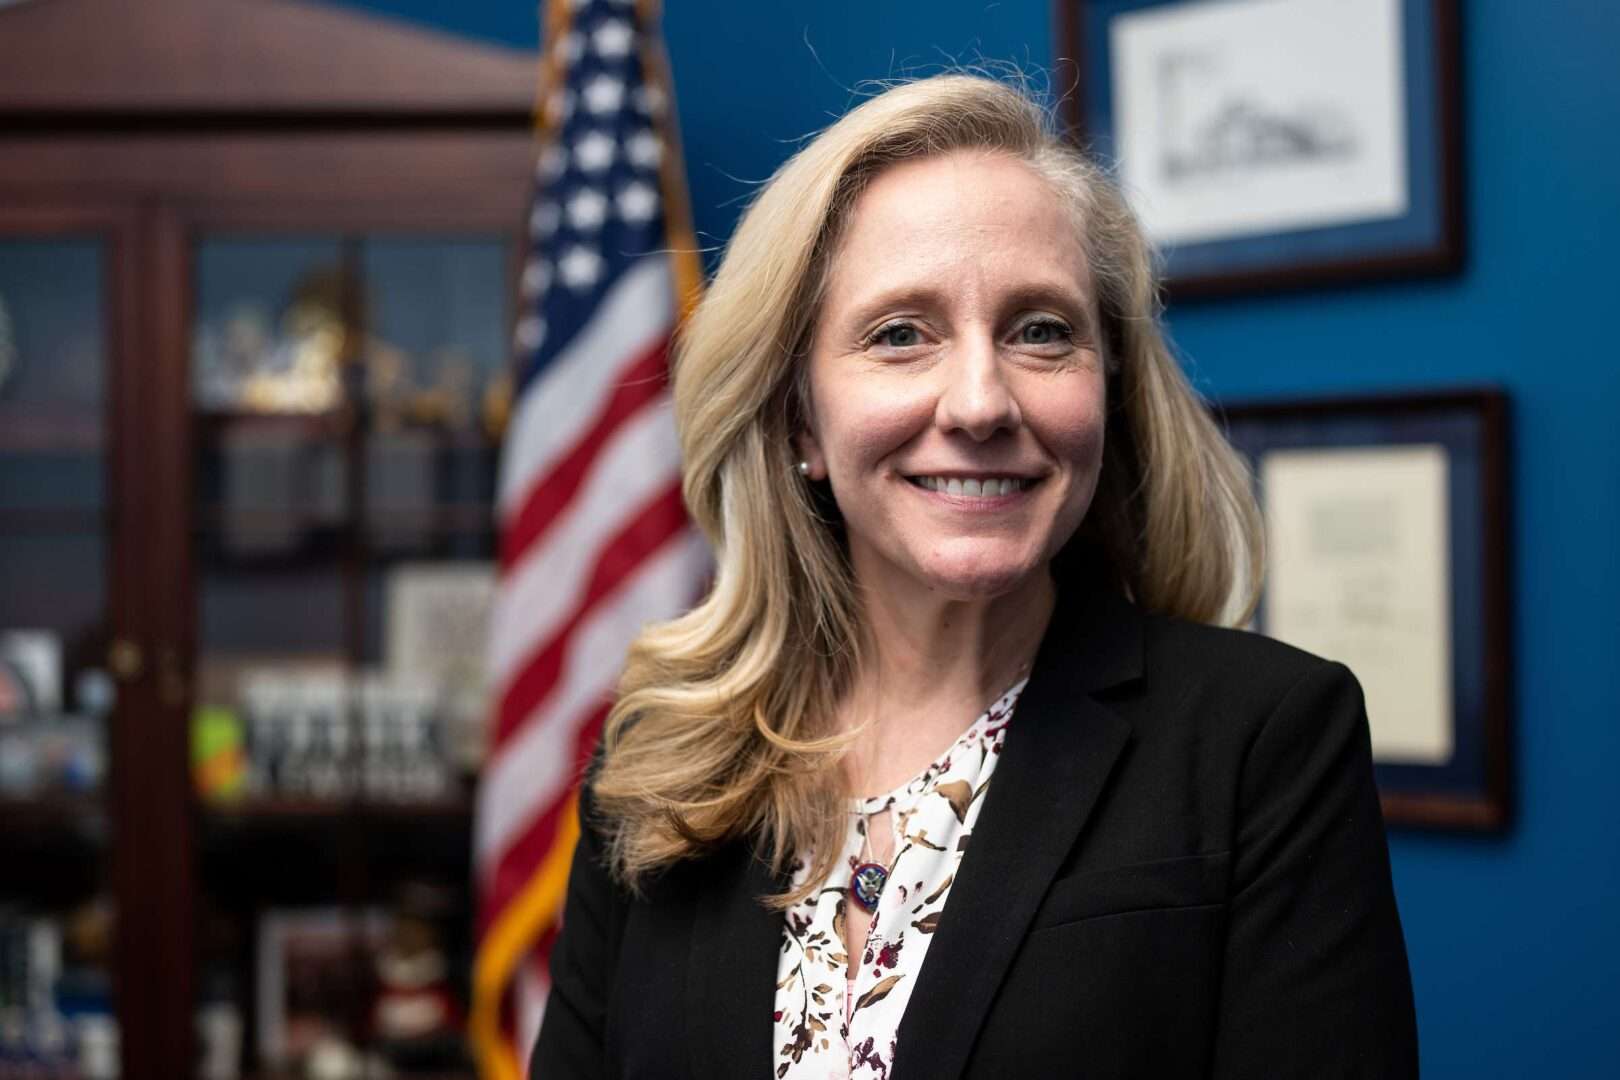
1056,0,1462,295
256,907,392,1071
1218,389,1510,829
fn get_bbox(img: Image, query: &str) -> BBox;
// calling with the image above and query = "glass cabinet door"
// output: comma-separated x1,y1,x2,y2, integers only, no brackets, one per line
188,231,510,1080
0,236,120,1079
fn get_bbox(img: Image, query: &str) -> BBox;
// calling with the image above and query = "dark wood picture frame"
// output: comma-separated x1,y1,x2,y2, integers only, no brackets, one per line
1217,388,1511,830
1054,0,1464,298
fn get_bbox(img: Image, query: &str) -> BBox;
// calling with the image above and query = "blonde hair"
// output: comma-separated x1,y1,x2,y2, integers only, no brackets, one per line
591,73,1262,908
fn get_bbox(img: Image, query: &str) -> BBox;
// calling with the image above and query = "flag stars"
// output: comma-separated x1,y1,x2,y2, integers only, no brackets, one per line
559,246,604,290
573,130,616,173
566,189,610,231
555,30,584,65
625,129,662,170
632,84,665,117
583,74,626,115
592,20,635,59
529,201,561,239
544,88,575,127
514,314,546,352
520,260,552,298
616,181,658,224
537,145,568,182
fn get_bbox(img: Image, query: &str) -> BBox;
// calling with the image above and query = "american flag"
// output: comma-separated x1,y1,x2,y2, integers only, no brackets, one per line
471,1,707,1076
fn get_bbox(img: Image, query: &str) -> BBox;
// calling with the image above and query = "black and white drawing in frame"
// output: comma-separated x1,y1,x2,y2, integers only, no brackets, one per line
1060,0,1461,294
1115,0,1407,244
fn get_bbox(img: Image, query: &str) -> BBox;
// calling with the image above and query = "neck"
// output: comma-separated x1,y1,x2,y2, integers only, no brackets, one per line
838,567,1055,798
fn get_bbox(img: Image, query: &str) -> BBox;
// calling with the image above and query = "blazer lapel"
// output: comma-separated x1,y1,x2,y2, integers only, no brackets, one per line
687,837,784,1080
892,576,1143,1079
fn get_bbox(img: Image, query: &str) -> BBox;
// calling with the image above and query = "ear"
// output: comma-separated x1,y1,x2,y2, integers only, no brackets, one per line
789,364,828,481
794,425,828,482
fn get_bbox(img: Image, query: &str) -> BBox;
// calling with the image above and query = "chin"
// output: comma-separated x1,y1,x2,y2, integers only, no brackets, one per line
916,554,1046,601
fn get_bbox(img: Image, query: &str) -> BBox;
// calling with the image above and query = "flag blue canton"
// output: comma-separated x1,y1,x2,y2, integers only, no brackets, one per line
516,0,669,389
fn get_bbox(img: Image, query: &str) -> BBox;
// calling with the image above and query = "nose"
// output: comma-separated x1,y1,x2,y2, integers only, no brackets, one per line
934,334,1021,441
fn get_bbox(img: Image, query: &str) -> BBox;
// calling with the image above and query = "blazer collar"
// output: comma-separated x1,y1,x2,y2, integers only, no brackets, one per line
687,835,784,1080
687,568,1143,1080
892,569,1139,1078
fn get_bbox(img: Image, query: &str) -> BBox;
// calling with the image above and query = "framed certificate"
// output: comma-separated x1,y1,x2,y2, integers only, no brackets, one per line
1220,389,1510,829
1056,0,1463,296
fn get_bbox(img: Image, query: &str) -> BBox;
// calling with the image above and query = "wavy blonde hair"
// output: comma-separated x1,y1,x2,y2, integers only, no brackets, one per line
591,73,1262,908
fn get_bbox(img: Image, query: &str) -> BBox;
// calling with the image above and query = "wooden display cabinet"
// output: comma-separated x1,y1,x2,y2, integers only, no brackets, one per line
0,2,537,1076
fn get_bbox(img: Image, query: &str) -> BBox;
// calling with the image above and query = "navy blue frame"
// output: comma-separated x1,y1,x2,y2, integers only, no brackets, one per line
1055,0,1463,298
1219,389,1511,830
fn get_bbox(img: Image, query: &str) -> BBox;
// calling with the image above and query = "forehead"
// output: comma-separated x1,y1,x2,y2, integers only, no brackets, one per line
822,150,1091,307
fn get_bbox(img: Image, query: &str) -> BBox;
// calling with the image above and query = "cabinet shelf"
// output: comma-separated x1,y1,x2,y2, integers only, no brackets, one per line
0,794,107,903
198,796,474,907
0,505,106,531
194,409,499,452
194,409,350,439
0,792,107,845
0,411,104,453
194,504,496,535
248,1073,475,1080
199,793,472,825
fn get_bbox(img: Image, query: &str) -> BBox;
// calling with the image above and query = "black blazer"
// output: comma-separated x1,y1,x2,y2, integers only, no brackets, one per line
532,573,1419,1078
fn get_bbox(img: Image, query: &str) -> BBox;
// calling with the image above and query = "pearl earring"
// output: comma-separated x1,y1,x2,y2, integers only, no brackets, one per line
797,460,811,477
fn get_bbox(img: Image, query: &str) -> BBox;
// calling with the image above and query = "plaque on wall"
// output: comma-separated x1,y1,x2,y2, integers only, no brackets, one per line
1221,389,1511,829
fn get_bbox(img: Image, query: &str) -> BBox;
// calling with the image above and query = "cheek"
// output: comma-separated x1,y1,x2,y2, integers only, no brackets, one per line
1037,378,1108,472
816,377,933,472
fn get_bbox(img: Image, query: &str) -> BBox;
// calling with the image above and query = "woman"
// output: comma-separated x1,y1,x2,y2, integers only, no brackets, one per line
532,74,1417,1079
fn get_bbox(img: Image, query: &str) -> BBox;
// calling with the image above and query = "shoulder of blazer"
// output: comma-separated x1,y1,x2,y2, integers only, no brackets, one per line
1043,561,1357,764
1131,608,1358,728
1137,610,1339,688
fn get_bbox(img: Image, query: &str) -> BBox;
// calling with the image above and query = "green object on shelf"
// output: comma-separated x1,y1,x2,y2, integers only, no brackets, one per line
191,705,246,801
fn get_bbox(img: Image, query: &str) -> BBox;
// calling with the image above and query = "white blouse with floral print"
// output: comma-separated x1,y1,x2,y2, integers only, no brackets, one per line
772,678,1027,1079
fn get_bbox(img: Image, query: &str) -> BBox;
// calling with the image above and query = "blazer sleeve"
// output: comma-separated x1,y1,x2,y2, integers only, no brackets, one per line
529,772,625,1080
1210,661,1420,1079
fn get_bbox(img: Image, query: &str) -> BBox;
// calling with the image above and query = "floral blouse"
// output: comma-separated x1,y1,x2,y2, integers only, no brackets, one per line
772,679,1027,1079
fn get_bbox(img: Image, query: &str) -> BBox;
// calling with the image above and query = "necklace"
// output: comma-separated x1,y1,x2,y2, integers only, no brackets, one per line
843,660,1034,914
848,805,888,913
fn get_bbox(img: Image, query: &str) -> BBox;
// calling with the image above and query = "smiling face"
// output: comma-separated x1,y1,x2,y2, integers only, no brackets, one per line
797,150,1108,603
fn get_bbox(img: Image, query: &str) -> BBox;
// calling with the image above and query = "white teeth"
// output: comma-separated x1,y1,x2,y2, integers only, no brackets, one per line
911,476,1028,496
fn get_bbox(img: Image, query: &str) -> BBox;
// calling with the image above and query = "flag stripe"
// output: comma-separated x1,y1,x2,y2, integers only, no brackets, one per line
476,498,693,867
493,481,688,754
496,256,674,517
472,790,579,1080
499,335,670,570
487,399,683,694
515,956,550,1071
477,528,708,869
480,700,609,938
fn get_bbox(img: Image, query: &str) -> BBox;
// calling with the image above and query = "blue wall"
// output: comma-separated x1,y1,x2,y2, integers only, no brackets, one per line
335,2,1620,1074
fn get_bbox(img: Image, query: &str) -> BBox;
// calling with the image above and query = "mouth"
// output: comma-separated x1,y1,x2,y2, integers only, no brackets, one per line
904,474,1040,498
